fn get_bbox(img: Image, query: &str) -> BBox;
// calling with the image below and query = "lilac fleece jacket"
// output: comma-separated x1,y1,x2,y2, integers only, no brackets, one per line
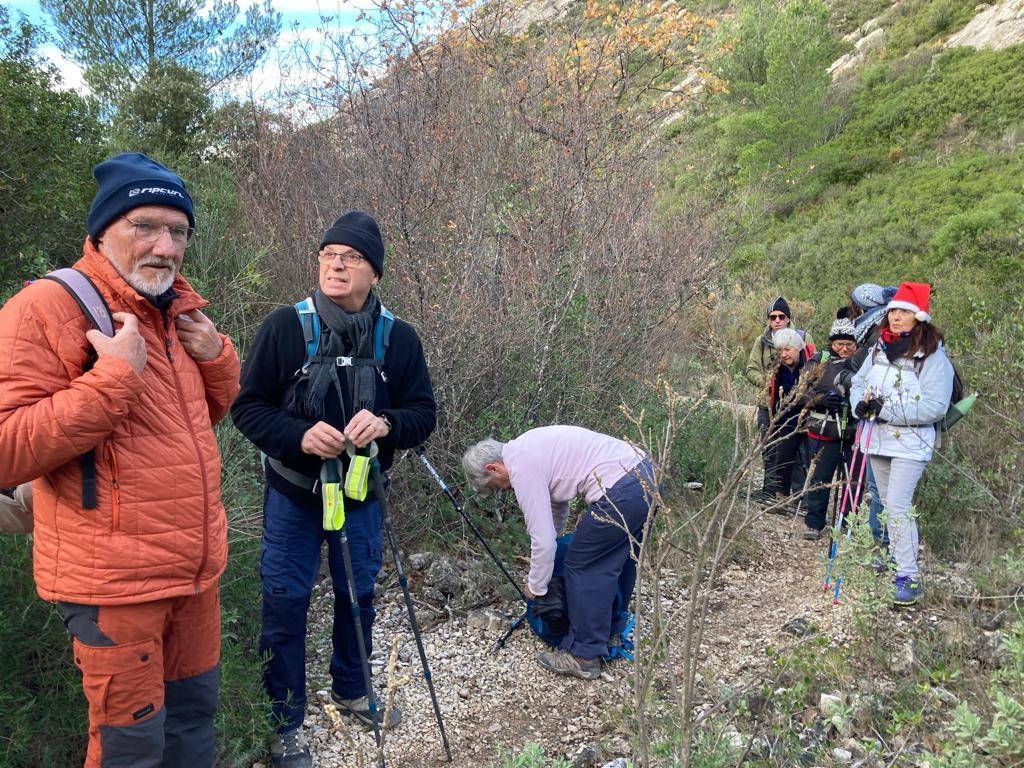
501,426,645,596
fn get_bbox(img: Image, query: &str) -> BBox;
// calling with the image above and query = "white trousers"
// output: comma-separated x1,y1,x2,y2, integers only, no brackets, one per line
868,455,928,579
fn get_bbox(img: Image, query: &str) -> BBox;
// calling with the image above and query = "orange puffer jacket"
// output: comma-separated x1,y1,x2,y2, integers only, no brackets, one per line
0,240,240,604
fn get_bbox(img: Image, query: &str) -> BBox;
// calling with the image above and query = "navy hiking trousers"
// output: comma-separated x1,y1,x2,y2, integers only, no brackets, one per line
260,484,382,732
560,460,656,661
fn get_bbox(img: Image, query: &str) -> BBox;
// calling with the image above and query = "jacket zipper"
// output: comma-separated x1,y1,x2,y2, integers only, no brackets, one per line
162,319,211,593
106,442,121,532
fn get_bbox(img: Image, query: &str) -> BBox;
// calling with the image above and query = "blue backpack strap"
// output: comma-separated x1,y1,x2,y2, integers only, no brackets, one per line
294,297,320,372
373,303,395,382
373,303,394,361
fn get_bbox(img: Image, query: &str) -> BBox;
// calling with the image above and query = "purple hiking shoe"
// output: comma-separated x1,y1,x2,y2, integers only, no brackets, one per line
892,575,923,606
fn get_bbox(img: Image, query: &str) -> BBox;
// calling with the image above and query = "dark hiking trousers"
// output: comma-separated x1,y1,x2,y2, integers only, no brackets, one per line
763,428,804,499
804,437,854,531
560,460,655,661
260,484,382,732
760,408,809,498
58,588,220,768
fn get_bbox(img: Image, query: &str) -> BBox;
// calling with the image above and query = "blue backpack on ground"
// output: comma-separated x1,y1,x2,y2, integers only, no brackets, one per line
525,534,635,661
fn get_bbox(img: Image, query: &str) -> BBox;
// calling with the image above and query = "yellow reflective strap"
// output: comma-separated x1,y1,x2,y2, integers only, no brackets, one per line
344,455,371,501
322,482,345,531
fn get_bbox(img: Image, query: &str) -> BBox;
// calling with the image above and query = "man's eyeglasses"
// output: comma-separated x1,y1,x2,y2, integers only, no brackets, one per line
121,216,194,247
768,313,788,321
317,249,367,267
832,340,856,350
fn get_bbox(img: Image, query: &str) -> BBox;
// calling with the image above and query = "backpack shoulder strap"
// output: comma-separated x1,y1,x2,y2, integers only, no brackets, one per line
39,268,114,511
294,297,320,370
374,303,395,361
42,268,114,337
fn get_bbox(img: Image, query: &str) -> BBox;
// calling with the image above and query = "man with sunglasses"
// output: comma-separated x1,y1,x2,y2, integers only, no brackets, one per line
745,296,815,505
231,212,435,767
0,153,240,767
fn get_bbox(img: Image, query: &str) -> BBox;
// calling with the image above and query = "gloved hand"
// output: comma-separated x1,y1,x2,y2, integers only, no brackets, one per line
855,397,885,420
823,389,844,414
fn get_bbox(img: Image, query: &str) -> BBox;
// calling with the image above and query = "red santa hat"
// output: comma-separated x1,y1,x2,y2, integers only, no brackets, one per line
887,281,932,323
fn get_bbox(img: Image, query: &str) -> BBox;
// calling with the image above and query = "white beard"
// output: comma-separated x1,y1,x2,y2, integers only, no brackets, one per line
110,256,177,296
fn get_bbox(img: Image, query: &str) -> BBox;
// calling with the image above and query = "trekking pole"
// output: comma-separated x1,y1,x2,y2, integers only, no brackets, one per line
822,420,864,591
372,464,452,762
324,459,385,766
414,447,529,603
491,610,528,654
831,419,875,605
824,460,845,553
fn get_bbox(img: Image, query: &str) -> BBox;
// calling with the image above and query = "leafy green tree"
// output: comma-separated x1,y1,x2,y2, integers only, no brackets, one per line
109,63,212,159
41,0,281,103
0,8,105,298
711,0,838,184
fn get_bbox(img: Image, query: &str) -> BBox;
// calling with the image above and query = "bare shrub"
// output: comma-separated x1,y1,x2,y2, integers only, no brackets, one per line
236,0,720,540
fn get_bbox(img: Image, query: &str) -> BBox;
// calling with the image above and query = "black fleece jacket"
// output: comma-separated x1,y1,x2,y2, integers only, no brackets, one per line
231,302,436,509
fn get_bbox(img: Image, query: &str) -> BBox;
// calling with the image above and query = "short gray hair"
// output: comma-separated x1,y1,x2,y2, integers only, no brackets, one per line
773,328,805,351
462,438,506,495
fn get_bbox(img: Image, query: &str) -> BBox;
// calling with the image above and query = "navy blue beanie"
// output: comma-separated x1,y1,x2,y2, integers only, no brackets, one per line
87,153,195,240
320,211,385,277
767,295,791,318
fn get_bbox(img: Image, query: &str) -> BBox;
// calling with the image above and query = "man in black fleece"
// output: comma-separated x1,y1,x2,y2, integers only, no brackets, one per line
231,211,435,767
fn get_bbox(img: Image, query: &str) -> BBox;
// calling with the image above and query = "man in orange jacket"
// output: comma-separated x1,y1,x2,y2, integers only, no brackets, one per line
0,153,240,768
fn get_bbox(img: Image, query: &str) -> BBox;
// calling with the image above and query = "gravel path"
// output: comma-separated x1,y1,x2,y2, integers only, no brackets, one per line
252,510,856,768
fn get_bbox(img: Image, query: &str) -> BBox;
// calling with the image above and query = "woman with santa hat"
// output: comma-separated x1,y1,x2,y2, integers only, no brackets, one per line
849,282,954,606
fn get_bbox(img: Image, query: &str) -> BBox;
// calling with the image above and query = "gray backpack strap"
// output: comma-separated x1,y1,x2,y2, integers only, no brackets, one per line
39,268,114,510
43,268,114,337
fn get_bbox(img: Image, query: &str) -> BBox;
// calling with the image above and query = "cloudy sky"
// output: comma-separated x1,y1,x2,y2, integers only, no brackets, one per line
4,0,370,94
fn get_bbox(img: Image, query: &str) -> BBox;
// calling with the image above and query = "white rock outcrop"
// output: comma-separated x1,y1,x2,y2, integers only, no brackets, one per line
946,0,1024,50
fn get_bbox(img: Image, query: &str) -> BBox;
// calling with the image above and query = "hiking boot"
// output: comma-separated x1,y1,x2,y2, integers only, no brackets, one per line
536,648,602,680
331,690,403,729
270,727,312,768
802,526,822,541
751,489,775,505
892,575,923,606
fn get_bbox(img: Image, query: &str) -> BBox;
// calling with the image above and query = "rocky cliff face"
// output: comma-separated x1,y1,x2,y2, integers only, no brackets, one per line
945,0,1024,50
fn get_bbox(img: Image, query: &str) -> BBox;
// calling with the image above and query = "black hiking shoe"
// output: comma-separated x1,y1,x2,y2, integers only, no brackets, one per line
270,727,312,768
803,526,822,541
536,649,602,680
331,690,403,729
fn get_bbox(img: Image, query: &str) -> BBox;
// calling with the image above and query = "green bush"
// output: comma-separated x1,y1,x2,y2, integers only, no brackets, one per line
884,0,978,57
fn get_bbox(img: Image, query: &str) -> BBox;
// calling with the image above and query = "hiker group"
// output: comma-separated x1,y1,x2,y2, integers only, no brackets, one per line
0,154,657,768
743,288,960,607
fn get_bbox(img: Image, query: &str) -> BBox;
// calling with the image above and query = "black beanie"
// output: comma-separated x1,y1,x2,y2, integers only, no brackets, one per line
320,211,385,277
767,296,791,318
87,153,195,240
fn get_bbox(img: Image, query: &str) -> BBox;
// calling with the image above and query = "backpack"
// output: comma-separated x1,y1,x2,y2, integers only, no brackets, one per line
1,269,114,532
525,534,635,662
262,297,397,493
293,296,395,381
912,355,969,431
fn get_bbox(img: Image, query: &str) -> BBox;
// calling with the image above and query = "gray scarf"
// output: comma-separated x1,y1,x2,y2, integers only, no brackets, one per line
292,289,380,423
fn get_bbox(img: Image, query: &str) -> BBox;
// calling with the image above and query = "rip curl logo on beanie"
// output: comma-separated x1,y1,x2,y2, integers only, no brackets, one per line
129,187,186,199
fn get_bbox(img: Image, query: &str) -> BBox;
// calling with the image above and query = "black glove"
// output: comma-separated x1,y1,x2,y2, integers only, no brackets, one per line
823,390,844,414
855,397,884,420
